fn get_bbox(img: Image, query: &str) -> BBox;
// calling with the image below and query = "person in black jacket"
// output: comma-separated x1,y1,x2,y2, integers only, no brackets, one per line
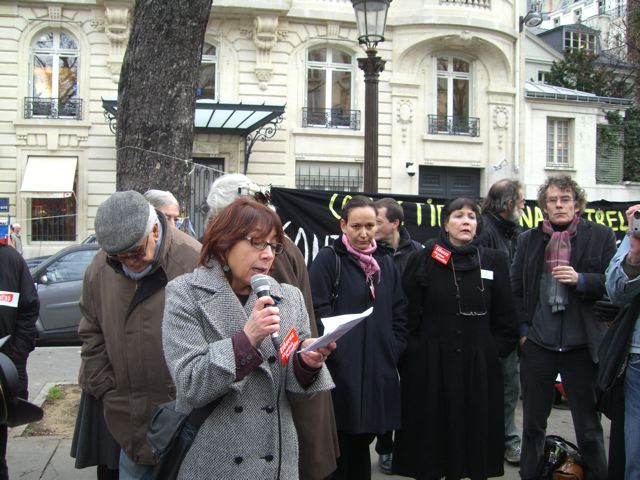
393,197,518,480
309,195,408,480
478,179,524,466
511,175,615,480
0,243,39,479
372,197,422,475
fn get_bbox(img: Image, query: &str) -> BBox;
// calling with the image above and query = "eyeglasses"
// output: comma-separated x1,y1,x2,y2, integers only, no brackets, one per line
547,195,574,205
108,235,150,262
244,236,283,254
450,248,488,317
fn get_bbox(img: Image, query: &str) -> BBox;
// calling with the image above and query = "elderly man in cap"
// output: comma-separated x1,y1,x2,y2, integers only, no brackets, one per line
78,191,201,479
207,173,340,480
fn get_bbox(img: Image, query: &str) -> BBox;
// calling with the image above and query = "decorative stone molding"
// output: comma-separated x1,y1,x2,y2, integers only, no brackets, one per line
105,7,131,83
48,6,62,21
396,99,414,144
90,19,106,32
327,22,340,38
492,106,509,151
252,15,279,90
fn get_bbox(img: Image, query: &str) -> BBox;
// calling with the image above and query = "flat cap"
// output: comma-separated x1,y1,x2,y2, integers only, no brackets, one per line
95,191,152,255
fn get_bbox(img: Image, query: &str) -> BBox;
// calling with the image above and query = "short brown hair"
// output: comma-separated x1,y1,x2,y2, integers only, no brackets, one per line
374,197,404,223
200,197,284,267
537,175,587,212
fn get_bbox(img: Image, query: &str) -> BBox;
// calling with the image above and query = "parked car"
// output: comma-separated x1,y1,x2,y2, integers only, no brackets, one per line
30,243,100,344
25,235,97,270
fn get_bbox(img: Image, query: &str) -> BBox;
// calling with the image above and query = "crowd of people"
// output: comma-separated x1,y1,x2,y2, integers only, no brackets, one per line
2,172,639,480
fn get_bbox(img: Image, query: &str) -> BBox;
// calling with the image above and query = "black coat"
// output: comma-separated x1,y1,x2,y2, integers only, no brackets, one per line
0,244,38,364
393,241,518,480
308,237,408,434
510,218,616,362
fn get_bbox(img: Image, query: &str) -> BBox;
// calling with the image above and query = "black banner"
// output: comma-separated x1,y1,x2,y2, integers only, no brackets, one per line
270,188,636,266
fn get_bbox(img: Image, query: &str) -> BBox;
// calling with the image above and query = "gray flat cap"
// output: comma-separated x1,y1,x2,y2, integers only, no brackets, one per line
95,191,151,254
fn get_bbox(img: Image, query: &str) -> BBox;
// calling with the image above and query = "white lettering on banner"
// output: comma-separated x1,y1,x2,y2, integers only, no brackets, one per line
0,291,19,308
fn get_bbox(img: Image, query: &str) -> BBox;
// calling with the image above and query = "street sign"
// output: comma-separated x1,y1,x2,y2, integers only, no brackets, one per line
0,198,8,213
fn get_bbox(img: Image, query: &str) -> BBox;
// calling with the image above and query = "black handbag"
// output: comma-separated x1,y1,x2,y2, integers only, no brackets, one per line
147,396,224,480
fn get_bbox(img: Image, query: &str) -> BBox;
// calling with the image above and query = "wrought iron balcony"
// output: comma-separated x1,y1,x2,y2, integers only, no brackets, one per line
440,0,490,7
428,115,480,137
302,107,361,130
24,97,83,120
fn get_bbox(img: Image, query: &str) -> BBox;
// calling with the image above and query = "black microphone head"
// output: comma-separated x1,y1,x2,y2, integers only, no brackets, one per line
250,274,271,296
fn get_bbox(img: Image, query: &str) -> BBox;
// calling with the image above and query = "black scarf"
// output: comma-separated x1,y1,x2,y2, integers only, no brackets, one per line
435,229,481,271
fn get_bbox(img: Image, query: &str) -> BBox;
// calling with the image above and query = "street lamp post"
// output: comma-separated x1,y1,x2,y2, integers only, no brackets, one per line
351,0,391,193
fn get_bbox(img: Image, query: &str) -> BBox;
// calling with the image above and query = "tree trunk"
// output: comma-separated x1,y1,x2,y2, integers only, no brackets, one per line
116,0,213,216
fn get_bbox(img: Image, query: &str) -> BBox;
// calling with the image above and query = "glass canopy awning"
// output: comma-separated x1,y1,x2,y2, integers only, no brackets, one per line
101,97,286,173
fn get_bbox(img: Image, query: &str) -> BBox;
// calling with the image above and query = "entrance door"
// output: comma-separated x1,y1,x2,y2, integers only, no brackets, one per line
418,166,480,198
190,157,224,239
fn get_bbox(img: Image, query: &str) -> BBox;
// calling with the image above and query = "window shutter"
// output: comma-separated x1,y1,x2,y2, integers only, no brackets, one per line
596,125,624,183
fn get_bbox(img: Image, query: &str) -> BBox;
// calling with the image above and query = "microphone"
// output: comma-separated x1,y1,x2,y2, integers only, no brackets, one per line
250,274,280,350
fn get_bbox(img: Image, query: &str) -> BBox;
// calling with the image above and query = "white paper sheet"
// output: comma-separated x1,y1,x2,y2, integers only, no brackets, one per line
299,307,373,353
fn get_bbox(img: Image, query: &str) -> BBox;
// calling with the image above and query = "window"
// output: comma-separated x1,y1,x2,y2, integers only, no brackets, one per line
44,249,97,283
547,118,571,167
553,17,561,26
31,195,77,242
538,71,550,83
28,30,80,119
563,30,596,52
431,56,478,135
196,43,218,99
296,162,362,191
305,47,356,129
574,8,582,22
596,124,623,183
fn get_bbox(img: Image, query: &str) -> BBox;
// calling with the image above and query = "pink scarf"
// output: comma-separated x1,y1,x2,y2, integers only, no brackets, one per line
342,234,381,284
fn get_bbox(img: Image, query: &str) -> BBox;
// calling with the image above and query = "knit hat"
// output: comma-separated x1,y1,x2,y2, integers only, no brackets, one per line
206,173,261,214
95,191,157,254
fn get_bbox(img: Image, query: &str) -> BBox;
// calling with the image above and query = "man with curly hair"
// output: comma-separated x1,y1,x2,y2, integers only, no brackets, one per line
511,175,614,480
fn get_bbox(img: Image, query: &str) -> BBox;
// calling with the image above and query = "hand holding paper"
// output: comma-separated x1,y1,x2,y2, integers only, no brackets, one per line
299,307,374,353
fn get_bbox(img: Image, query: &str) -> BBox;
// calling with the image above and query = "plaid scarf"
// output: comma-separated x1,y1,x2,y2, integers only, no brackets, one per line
541,216,579,312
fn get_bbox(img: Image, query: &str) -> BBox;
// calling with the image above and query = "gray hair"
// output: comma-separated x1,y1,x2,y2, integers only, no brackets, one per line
143,189,179,209
206,173,261,216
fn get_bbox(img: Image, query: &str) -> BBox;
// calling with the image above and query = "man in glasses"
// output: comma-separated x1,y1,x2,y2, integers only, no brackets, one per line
77,190,201,478
206,174,339,480
511,175,615,480
478,179,525,466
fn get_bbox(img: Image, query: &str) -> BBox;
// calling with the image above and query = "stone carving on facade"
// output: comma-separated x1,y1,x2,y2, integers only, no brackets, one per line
105,7,130,83
396,99,414,144
48,6,62,21
252,15,279,91
492,106,509,151
327,22,340,38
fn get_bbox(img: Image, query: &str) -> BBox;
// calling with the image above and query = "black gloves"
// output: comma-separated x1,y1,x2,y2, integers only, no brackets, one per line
594,295,620,323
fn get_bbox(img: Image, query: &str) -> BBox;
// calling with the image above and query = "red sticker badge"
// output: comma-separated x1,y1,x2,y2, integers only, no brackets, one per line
431,244,451,265
279,327,299,366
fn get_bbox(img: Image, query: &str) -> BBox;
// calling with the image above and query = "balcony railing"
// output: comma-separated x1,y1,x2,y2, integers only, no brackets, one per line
24,97,83,120
428,115,480,137
302,108,360,130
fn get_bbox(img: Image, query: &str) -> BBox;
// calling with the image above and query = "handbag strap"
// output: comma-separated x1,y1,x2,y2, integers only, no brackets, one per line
186,394,225,428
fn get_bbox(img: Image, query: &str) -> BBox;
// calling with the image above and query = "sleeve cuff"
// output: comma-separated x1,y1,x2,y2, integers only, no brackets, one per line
623,255,640,279
576,273,585,292
232,331,263,381
519,324,529,337
293,344,320,389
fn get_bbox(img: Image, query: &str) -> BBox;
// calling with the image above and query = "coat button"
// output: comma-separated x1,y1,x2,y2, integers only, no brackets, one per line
456,330,462,335
240,359,247,366
247,354,253,361
265,406,275,413
234,406,243,413
234,456,243,464
268,356,277,364
456,348,462,353
264,455,274,462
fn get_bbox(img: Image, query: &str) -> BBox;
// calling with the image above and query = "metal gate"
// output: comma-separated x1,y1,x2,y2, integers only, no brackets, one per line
189,158,224,239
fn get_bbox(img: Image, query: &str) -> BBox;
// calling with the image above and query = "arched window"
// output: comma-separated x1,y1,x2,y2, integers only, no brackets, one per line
304,47,357,129
28,30,80,118
430,56,478,136
197,43,218,99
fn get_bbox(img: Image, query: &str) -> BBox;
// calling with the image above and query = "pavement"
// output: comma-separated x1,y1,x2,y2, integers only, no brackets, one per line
6,346,611,479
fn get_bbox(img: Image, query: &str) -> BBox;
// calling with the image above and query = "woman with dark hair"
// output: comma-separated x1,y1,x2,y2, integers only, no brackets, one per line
308,195,408,479
162,197,335,479
393,197,518,480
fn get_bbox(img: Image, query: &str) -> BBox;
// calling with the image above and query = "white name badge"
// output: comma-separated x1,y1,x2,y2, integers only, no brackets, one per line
481,269,494,280
0,291,20,308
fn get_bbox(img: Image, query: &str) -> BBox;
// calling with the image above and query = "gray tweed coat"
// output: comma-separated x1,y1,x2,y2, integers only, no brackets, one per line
162,262,334,480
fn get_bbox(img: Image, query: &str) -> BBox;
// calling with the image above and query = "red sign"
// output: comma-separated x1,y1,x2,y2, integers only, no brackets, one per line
279,327,299,366
431,244,451,265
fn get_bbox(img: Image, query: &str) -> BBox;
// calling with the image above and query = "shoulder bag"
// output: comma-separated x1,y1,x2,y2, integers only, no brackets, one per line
146,395,224,480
